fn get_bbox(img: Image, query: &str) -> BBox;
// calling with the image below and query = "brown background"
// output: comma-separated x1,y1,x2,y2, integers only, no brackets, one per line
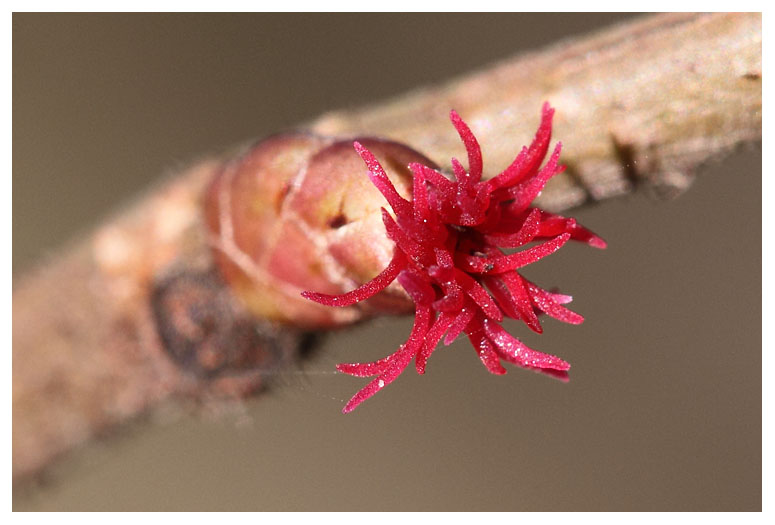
13,13,761,511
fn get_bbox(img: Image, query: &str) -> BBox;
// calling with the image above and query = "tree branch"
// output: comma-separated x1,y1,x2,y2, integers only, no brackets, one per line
312,12,761,209
12,12,761,482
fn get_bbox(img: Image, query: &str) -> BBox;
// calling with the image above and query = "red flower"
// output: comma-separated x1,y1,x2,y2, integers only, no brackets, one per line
303,103,605,413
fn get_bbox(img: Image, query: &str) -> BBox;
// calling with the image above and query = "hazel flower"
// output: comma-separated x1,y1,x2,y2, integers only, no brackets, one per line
303,103,605,413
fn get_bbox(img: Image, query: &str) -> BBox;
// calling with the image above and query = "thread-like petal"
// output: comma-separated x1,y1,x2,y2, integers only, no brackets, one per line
354,141,412,217
461,233,571,274
301,250,406,307
450,109,483,183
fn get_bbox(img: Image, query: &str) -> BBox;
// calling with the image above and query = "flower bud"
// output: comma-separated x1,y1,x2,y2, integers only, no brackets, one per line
204,133,439,328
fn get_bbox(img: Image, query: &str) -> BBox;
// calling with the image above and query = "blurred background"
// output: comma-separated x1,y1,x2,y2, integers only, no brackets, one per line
13,13,761,510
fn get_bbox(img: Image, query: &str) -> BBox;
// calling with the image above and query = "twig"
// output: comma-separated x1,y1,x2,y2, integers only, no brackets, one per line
312,12,761,209
12,12,761,482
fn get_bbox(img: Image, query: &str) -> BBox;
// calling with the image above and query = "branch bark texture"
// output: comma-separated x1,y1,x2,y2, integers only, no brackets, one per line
313,13,761,210
12,13,761,482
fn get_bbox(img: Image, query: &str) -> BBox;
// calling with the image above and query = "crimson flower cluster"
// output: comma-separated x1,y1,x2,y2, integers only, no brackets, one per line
303,103,605,413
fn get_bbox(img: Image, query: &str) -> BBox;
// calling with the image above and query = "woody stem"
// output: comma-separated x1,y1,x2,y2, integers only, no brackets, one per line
12,12,761,482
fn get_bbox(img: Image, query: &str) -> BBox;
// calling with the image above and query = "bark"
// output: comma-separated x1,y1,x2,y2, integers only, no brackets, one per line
312,12,761,210
12,12,761,482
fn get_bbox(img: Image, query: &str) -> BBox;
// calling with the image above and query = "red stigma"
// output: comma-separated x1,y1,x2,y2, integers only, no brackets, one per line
302,103,606,413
